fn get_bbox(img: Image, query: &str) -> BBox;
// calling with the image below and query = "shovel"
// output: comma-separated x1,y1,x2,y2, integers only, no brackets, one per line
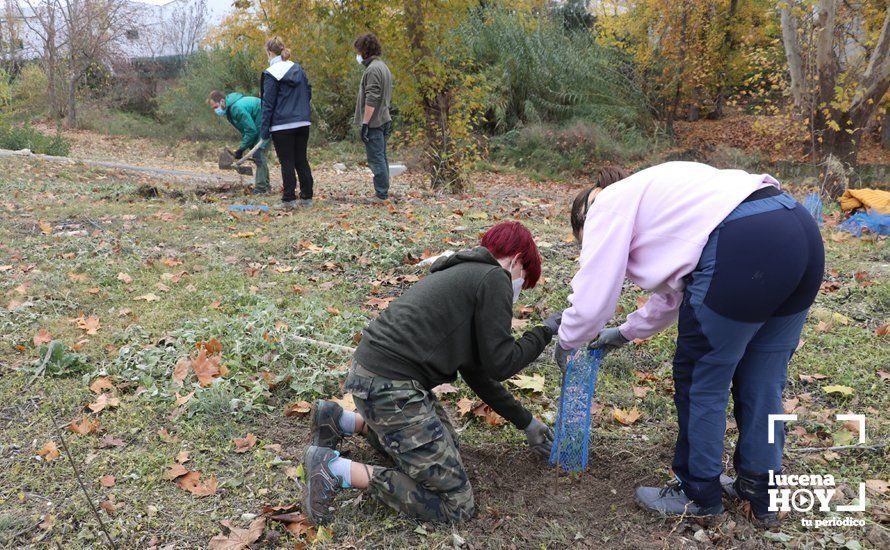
218,148,253,176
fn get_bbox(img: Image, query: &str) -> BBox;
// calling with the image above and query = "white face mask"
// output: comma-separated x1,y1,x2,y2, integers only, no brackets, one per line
356,54,363,64
508,257,524,303
512,277,524,304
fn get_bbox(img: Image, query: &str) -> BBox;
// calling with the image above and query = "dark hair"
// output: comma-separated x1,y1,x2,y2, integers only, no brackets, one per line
570,166,632,242
208,90,225,104
354,33,382,58
480,221,542,289
265,36,291,61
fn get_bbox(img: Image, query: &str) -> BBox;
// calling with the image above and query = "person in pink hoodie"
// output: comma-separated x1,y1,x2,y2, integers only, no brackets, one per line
557,162,824,526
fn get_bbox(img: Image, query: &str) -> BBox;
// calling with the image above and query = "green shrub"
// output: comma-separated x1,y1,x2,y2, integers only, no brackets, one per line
491,120,651,178
8,64,49,120
460,8,650,132
0,122,71,156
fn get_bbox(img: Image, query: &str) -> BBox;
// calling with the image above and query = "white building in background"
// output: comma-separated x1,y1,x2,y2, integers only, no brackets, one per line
2,0,224,64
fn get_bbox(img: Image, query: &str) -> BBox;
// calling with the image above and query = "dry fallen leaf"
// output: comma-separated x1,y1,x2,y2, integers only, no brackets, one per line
33,329,53,346
456,397,475,417
865,479,889,495
39,221,53,235
100,475,116,488
175,450,191,464
432,383,459,396
69,417,100,435
172,357,189,386
815,321,833,333
823,384,855,396
174,390,195,406
75,314,101,335
208,517,266,550
284,401,312,417
471,402,505,426
876,323,889,337
37,440,60,461
117,272,133,284
162,463,189,480
99,497,119,515
509,373,546,394
198,338,223,354
89,377,114,394
134,293,161,302
632,386,650,399
176,470,218,497
233,433,257,453
191,348,227,387
88,393,121,413
612,407,642,426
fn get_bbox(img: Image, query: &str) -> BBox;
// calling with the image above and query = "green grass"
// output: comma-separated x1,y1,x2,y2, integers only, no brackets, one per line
0,152,887,548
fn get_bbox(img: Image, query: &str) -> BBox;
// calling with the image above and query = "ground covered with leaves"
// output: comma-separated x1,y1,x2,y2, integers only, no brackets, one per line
0,148,888,549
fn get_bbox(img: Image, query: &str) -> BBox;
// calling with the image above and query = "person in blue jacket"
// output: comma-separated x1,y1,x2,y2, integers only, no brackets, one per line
261,36,315,209
208,90,270,194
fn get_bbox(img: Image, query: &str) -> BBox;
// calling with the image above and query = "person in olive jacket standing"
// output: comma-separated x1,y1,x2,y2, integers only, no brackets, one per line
301,221,561,525
354,33,394,202
261,37,315,209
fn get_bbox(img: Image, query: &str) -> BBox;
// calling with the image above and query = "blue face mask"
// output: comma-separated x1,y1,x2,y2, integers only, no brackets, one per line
214,107,225,116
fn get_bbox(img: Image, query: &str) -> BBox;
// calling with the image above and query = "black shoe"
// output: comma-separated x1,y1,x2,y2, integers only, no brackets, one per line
721,474,782,529
311,400,345,449
302,445,343,525
635,479,724,517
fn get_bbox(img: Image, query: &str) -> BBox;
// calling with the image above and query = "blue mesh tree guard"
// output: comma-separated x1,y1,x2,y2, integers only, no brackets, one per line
838,210,890,237
803,192,823,226
549,348,603,471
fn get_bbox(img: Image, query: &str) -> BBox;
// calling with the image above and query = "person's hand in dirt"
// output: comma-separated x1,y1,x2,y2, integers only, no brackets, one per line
234,148,244,160
554,343,573,375
524,417,554,458
589,327,628,356
542,311,562,335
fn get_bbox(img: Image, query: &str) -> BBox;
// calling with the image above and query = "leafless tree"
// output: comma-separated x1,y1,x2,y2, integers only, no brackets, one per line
164,0,207,57
17,0,64,115
59,0,140,127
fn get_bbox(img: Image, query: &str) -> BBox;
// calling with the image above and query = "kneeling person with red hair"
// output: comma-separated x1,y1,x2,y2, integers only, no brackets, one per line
303,221,561,524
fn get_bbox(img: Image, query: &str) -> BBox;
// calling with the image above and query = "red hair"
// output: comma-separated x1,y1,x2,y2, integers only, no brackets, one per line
480,221,542,289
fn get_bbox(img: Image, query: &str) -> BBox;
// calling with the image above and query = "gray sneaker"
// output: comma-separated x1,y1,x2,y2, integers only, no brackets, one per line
635,479,724,517
299,199,313,207
302,445,343,525
311,400,345,449
274,200,297,210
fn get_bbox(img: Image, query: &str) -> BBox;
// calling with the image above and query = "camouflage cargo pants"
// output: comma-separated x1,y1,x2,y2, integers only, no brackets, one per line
345,362,474,523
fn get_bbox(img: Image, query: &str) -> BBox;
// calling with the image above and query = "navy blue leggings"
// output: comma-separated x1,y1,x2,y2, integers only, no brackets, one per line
672,187,824,510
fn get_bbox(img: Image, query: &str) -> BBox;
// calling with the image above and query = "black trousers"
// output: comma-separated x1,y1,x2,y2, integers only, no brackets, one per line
271,126,314,201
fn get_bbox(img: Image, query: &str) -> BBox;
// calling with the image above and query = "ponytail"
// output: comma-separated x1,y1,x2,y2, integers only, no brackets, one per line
265,36,291,61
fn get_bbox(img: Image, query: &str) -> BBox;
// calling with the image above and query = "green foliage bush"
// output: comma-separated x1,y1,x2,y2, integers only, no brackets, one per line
7,64,49,120
460,8,650,132
491,120,651,178
0,122,71,156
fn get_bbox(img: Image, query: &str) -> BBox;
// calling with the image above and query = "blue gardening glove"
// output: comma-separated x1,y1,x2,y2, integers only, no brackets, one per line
589,327,629,356
554,342,575,375
233,148,244,160
524,417,554,458
360,123,370,143
543,311,562,334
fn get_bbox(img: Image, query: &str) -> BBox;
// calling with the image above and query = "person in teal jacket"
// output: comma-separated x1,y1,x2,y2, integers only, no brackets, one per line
208,90,271,194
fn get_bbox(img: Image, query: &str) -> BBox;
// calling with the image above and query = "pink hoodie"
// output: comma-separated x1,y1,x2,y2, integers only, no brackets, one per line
558,162,779,349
